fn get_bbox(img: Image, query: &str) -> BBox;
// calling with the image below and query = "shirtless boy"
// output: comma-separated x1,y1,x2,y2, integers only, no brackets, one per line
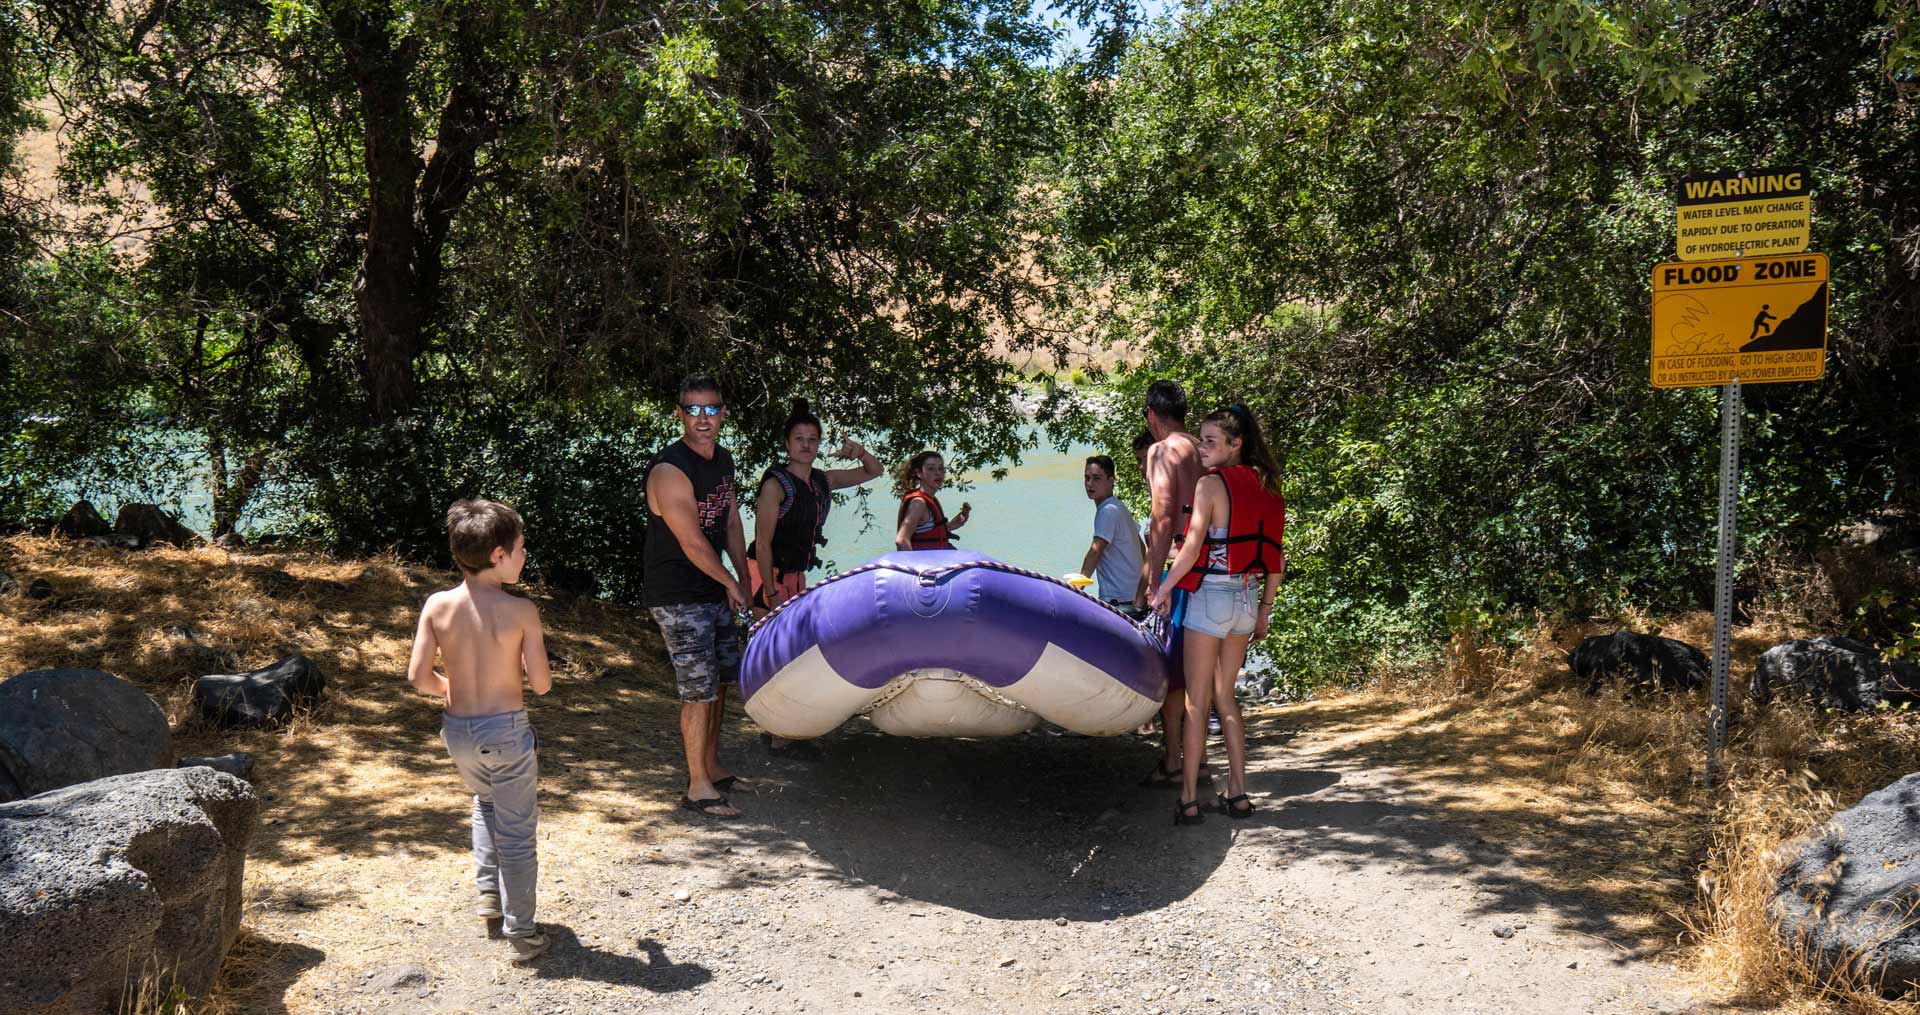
407,499,554,961
1136,380,1207,787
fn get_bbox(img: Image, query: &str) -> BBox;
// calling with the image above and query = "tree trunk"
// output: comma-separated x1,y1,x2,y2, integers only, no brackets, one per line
334,7,423,421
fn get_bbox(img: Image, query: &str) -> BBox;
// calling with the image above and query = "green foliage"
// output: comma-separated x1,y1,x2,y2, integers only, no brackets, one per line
3,0,1071,586
1055,0,1920,684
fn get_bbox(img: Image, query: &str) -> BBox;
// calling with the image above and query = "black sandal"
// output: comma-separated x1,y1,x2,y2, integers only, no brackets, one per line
1174,798,1205,826
714,775,750,793
680,794,737,818
1139,761,1179,788
1216,792,1255,819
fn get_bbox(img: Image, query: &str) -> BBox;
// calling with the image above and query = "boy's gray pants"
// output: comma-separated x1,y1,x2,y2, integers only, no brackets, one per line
442,710,539,936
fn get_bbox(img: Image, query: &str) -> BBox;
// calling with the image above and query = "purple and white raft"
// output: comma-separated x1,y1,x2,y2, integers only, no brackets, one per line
741,551,1169,738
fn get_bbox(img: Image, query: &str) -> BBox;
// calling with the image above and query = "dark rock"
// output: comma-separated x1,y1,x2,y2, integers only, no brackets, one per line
1569,631,1708,693
178,753,255,782
53,500,110,539
0,767,258,1014
113,504,198,548
192,654,325,729
0,570,16,596
0,669,173,804
24,578,51,600
1751,637,1920,711
213,531,247,551
1773,772,1920,996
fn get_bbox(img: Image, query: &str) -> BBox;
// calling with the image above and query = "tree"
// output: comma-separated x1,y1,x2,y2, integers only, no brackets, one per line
1054,0,1920,679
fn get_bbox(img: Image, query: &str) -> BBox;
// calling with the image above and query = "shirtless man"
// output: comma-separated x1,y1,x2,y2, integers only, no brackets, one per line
1135,380,1207,787
407,498,554,961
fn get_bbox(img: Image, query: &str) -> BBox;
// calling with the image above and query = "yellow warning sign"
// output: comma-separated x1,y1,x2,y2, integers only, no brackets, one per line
1651,254,1829,388
1674,166,1810,261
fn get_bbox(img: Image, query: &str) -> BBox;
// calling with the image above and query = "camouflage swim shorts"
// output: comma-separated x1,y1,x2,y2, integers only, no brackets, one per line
650,601,742,703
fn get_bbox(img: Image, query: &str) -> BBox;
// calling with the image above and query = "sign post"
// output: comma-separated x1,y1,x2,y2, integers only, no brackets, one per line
1706,379,1741,784
1655,166,1826,787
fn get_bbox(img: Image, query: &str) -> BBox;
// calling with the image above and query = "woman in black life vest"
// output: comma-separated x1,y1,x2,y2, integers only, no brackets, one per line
893,450,971,550
748,398,883,617
1151,404,1286,825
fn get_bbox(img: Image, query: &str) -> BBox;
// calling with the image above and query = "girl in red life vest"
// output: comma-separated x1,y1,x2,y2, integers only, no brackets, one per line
1150,404,1286,826
748,398,883,618
893,450,971,551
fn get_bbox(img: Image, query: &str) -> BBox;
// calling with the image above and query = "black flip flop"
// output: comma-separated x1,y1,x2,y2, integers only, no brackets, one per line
680,794,737,818
1216,792,1256,819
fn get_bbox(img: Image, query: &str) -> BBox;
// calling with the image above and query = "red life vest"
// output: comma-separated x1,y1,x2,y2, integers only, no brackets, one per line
1176,465,1284,593
897,489,953,550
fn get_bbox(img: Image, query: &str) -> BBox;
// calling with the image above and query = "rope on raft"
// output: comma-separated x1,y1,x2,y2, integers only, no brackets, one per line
747,557,1165,644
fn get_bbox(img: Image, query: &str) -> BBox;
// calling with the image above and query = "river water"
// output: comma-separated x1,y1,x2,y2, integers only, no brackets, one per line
765,437,1109,581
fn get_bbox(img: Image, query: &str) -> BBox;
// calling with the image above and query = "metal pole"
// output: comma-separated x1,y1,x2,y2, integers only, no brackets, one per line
1706,378,1742,786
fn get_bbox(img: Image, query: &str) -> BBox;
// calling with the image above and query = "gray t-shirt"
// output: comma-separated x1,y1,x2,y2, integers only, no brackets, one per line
1093,496,1143,602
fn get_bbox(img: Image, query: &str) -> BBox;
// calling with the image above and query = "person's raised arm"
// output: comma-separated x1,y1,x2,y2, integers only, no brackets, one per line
406,599,448,698
753,477,783,605
520,600,553,696
1080,536,1109,579
895,499,929,550
1152,476,1218,613
825,439,883,489
649,463,745,606
948,500,971,530
1141,443,1179,605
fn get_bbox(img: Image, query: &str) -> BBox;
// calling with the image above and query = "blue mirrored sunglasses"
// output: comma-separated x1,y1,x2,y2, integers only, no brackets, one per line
680,403,724,417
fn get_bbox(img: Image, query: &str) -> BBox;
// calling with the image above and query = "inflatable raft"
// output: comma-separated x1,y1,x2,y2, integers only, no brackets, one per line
741,550,1168,738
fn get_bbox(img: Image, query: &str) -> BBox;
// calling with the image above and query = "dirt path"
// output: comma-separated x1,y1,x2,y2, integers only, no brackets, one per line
236,699,1706,1015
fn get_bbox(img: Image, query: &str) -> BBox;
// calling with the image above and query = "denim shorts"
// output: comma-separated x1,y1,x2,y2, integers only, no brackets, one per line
1183,575,1259,639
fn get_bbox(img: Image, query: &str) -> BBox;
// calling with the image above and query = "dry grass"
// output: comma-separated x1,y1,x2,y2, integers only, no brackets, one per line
1369,610,1920,1012
9,532,1919,1010
0,533,695,1011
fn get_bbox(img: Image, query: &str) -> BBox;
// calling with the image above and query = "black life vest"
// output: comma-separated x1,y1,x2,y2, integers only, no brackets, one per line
749,466,832,572
1176,465,1285,593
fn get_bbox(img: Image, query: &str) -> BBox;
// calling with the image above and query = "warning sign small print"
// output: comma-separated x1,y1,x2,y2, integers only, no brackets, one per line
1650,254,1829,388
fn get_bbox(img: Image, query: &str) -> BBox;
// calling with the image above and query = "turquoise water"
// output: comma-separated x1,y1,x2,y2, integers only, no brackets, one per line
754,437,1110,581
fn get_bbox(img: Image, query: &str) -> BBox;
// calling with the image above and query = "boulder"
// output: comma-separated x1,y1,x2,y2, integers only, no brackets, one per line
1569,630,1709,693
0,570,16,596
192,654,325,729
213,531,247,551
25,578,51,600
1773,772,1920,996
113,504,198,548
0,669,174,804
1750,637,1920,711
0,767,259,1014
53,501,110,539
178,753,255,782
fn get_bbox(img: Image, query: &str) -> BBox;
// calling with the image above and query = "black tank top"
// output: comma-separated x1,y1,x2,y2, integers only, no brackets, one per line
749,466,832,572
642,441,736,607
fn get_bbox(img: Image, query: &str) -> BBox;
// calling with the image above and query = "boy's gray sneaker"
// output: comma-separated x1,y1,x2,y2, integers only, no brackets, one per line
475,892,503,919
507,930,550,963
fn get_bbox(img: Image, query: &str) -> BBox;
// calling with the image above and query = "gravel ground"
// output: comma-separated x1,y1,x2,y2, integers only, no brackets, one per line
246,700,1711,1015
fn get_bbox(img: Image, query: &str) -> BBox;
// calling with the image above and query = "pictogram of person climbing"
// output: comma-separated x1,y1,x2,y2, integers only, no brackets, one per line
1748,304,1777,342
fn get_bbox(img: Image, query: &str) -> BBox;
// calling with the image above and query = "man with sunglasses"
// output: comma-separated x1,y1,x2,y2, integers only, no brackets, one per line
644,374,749,818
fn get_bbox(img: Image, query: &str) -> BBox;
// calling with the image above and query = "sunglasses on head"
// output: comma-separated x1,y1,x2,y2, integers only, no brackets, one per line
680,402,724,417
